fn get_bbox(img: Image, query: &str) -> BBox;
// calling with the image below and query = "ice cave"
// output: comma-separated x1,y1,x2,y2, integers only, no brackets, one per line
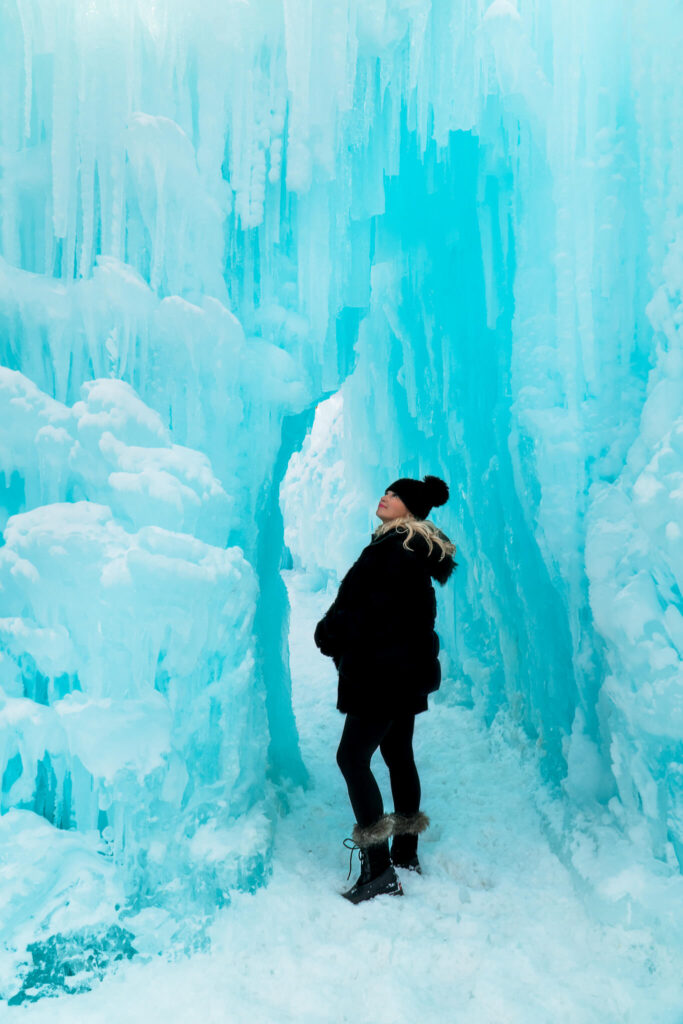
0,0,682,1018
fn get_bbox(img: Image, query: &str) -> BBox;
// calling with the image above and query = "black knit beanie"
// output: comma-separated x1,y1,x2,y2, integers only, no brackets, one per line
386,475,449,520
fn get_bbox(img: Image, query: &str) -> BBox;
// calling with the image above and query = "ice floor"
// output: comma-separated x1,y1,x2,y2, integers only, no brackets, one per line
12,572,682,1024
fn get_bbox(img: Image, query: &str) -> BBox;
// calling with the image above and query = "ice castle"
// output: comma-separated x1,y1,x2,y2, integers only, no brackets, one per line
0,0,682,1007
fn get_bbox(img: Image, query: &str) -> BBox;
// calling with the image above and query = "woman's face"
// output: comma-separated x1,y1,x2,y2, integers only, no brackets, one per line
376,489,411,523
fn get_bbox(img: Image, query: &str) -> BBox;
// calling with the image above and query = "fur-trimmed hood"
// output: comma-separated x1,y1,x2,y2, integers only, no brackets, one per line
371,527,456,586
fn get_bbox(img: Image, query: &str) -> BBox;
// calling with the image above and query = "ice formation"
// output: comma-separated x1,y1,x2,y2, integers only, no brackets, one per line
0,0,682,1002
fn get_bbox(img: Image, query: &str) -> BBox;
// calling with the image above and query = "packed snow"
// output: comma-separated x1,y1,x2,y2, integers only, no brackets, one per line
9,574,682,1022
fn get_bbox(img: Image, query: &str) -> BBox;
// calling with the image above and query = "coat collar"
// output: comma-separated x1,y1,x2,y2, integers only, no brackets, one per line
369,525,456,584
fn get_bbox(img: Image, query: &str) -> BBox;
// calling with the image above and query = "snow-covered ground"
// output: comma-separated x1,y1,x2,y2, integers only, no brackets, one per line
12,572,682,1023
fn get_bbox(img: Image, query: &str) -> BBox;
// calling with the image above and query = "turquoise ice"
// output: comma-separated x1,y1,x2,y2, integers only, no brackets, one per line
0,0,682,1010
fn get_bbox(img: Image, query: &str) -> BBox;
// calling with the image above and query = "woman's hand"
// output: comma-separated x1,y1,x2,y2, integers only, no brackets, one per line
314,614,340,659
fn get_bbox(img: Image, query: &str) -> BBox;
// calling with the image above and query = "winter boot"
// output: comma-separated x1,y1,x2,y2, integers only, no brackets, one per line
391,812,430,873
342,815,403,904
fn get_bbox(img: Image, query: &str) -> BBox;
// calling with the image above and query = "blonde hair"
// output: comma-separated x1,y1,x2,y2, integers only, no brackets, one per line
373,515,456,563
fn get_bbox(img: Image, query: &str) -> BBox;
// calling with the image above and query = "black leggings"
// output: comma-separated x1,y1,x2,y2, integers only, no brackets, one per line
336,714,421,828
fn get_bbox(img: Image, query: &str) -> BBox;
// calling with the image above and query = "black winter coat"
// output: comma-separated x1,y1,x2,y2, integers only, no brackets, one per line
314,527,455,717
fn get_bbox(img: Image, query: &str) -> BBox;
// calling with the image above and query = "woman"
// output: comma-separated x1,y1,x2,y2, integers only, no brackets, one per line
314,474,456,904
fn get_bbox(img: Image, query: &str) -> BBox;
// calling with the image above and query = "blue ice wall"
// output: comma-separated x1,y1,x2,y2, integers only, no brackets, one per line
332,0,682,869
279,0,683,870
1,0,683,988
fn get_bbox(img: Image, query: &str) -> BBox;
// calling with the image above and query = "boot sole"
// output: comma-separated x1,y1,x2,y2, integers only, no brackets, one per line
342,866,404,904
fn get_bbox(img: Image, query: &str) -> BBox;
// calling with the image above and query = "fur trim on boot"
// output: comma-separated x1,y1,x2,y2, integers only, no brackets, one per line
391,813,429,873
392,811,430,836
351,813,395,847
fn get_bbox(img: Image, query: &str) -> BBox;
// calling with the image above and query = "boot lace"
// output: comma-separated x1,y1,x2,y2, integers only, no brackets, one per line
343,838,365,881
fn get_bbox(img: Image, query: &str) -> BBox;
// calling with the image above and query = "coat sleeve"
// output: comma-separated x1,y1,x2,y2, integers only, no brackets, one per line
313,552,364,661
314,607,336,658
314,598,347,660
314,537,431,667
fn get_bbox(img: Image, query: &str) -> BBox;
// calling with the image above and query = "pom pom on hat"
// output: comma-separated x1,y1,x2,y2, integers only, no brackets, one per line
386,474,450,520
422,475,449,508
